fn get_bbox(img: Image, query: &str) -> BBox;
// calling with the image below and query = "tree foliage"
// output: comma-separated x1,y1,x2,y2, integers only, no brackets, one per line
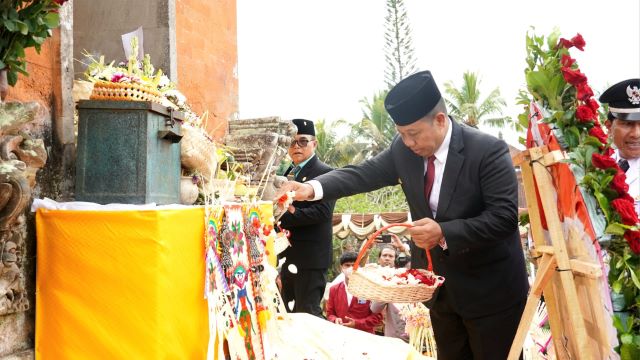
314,118,362,168
314,118,407,215
383,0,417,89
444,71,518,131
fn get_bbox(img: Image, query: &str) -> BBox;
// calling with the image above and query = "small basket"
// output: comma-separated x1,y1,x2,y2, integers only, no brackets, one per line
348,223,444,303
90,80,162,104
180,124,217,180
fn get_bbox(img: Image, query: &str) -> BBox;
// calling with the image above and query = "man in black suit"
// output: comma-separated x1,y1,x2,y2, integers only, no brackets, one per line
277,71,529,359
278,119,336,317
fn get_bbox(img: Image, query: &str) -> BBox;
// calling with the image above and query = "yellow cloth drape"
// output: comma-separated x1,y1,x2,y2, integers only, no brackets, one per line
35,207,208,359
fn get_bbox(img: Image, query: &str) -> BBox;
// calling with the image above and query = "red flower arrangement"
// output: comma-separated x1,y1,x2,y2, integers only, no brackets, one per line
591,153,617,169
588,127,608,146
397,269,439,286
554,34,640,254
530,32,640,356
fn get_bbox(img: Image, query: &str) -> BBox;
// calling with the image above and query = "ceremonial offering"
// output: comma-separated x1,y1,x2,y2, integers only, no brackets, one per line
90,80,162,104
273,191,295,255
399,303,437,357
348,223,444,303
273,191,295,223
359,265,442,287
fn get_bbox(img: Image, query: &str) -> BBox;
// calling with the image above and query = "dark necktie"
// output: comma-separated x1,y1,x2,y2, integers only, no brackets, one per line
618,159,630,173
424,156,436,203
288,165,301,180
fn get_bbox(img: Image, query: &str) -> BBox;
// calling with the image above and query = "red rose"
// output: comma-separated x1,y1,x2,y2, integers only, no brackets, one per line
586,98,600,112
612,198,639,225
558,38,573,49
589,126,607,145
591,153,617,169
610,172,629,195
603,147,614,157
619,192,635,204
54,0,68,5
571,33,586,51
562,67,587,86
561,54,576,67
576,105,596,122
576,83,594,101
623,230,640,254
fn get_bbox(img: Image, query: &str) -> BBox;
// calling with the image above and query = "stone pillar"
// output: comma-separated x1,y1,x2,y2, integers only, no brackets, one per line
0,102,48,359
224,117,296,200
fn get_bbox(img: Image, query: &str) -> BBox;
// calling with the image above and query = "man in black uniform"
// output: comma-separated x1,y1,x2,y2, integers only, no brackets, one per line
279,119,336,317
278,72,529,358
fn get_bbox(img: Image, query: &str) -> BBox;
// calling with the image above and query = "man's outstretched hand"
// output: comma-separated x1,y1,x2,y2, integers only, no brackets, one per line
275,180,315,202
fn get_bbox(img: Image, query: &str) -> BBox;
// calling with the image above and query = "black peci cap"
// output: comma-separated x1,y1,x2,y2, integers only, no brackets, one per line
291,119,316,136
384,70,442,126
599,78,640,121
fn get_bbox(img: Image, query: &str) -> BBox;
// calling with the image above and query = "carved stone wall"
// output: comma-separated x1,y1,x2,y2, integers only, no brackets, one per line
0,102,47,358
224,117,296,200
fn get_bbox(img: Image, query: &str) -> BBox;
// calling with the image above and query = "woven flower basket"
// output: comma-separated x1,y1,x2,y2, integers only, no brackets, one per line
90,80,162,104
180,124,217,180
348,223,444,303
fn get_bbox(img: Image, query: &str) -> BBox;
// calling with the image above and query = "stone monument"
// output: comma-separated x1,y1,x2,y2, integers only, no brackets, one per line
224,117,296,200
0,102,48,358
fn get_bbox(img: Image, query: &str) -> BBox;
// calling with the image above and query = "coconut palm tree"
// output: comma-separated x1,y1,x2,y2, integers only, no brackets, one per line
347,90,396,163
444,71,513,130
314,119,360,168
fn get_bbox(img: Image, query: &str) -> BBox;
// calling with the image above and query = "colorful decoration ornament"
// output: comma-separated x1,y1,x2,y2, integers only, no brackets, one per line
204,201,286,360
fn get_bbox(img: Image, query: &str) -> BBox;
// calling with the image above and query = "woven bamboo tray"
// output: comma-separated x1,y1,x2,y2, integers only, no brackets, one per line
348,223,444,303
90,80,162,104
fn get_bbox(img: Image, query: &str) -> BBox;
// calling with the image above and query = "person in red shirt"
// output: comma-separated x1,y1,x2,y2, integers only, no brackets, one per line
326,252,382,334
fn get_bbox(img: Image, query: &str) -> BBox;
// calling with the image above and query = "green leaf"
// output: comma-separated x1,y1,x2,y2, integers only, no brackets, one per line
16,20,28,35
613,280,623,293
625,315,634,332
7,69,18,86
584,135,604,149
4,19,16,32
43,12,60,29
547,31,560,49
564,126,580,148
629,265,640,290
594,191,611,219
620,343,640,360
606,223,627,236
622,333,634,345
613,314,624,332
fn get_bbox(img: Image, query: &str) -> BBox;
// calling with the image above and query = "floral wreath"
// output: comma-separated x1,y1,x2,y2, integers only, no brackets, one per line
523,30,639,254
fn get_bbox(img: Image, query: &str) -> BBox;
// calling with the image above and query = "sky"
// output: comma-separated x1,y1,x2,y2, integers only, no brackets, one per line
237,0,640,145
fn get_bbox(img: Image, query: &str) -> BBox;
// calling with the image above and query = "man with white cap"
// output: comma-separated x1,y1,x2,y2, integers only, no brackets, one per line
601,78,640,213
277,70,529,359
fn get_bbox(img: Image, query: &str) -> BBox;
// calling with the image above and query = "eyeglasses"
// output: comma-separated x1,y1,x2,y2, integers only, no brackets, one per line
290,138,313,148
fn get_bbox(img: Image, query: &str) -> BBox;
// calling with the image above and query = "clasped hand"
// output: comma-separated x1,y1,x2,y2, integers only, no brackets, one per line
409,217,444,250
